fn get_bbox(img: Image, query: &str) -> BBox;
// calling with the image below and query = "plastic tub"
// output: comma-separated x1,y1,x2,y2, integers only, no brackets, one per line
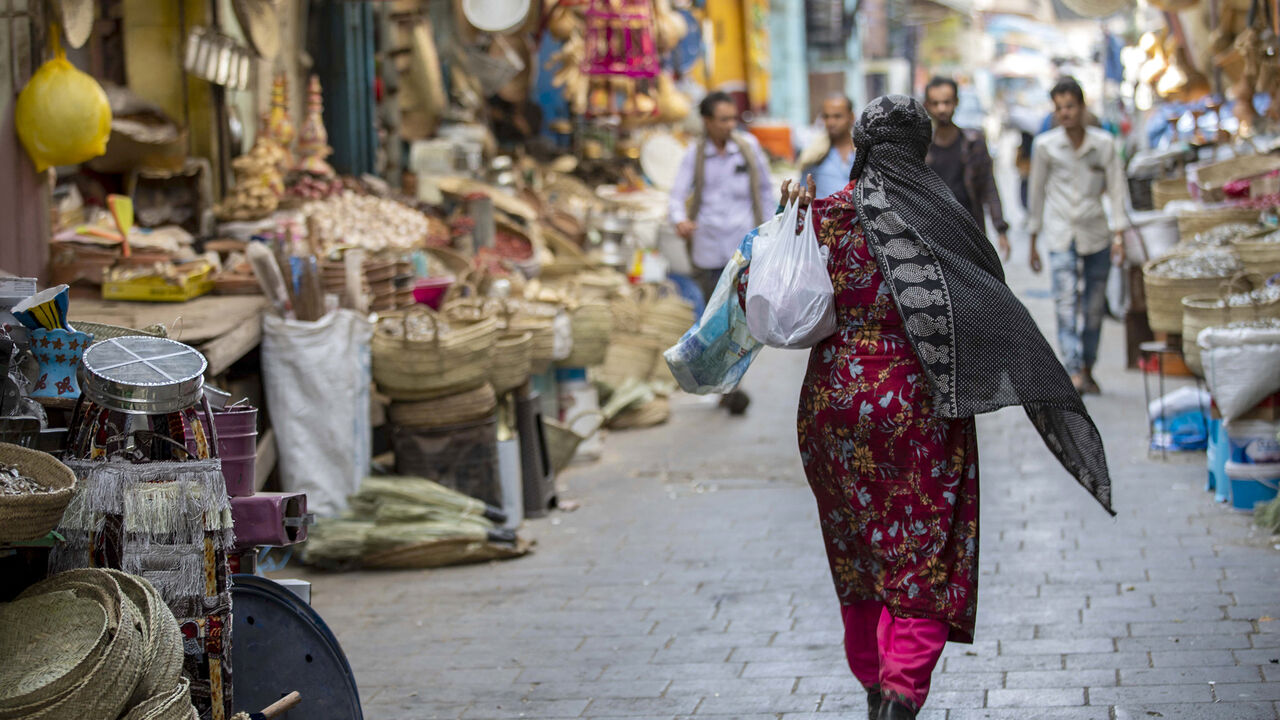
197,405,259,497
1224,461,1280,511
1225,420,1280,464
412,276,454,310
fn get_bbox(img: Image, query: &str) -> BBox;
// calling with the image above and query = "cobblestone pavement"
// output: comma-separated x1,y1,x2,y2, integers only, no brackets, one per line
276,242,1280,720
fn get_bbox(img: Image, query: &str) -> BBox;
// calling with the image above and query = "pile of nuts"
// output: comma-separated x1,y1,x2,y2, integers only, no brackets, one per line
1149,247,1242,279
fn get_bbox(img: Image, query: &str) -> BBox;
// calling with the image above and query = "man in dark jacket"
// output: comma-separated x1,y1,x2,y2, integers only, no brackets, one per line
923,76,1011,261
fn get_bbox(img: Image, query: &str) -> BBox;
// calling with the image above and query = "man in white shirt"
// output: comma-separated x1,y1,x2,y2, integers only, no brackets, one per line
1026,78,1129,395
668,91,775,415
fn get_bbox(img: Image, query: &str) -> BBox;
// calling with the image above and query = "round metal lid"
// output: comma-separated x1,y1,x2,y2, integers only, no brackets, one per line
78,336,207,415
230,575,363,719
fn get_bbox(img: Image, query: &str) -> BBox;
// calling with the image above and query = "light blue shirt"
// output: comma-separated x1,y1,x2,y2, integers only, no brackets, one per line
808,146,855,199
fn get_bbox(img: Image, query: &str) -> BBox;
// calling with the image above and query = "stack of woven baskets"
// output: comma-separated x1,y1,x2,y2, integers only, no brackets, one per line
639,285,695,385
0,568,194,720
560,299,612,368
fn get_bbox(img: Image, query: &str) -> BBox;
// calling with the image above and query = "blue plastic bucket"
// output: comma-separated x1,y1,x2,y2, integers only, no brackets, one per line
1225,420,1280,464
1224,461,1280,512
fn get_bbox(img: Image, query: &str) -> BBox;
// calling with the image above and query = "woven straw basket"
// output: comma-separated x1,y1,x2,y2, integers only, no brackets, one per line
544,411,603,473
105,570,184,708
372,307,498,400
1143,258,1240,334
596,335,662,391
0,443,76,543
492,332,534,395
639,285,695,346
608,397,671,430
1177,206,1262,239
1181,274,1280,375
1193,154,1280,202
388,384,498,429
560,301,611,368
120,677,193,720
504,299,559,371
1233,238,1280,280
1152,177,1192,210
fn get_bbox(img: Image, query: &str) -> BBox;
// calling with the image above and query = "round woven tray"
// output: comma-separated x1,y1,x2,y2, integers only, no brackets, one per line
388,383,498,429
0,592,108,712
0,443,76,543
11,570,146,720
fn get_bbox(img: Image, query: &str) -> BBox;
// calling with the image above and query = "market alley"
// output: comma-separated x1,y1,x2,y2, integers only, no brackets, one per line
279,253,1280,720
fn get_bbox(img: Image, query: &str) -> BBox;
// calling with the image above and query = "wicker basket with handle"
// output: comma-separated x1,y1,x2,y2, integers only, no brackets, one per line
1152,176,1192,210
1192,153,1280,202
491,331,534,395
372,306,498,401
1176,205,1263,238
1144,261,1235,335
1232,233,1280,280
1181,273,1280,376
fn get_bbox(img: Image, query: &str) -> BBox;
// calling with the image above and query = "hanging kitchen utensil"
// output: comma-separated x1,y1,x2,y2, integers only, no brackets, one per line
183,26,253,91
232,0,281,60
52,0,95,50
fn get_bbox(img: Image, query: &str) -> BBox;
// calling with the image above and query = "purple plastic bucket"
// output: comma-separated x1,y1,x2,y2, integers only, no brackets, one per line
198,406,259,497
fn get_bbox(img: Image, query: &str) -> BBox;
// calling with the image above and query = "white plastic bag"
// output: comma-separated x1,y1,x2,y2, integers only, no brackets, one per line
1200,323,1280,421
262,309,374,517
745,198,837,348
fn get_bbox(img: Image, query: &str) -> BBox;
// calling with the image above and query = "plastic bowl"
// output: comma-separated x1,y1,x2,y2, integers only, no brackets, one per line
412,277,454,309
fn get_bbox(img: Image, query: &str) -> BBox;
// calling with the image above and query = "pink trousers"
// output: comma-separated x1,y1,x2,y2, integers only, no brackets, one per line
841,600,950,711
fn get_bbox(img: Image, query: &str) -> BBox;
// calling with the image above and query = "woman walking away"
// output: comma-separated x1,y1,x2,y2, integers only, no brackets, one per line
754,96,1113,719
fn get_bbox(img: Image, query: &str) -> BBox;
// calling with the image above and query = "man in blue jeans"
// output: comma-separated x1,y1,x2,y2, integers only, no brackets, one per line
1026,78,1129,395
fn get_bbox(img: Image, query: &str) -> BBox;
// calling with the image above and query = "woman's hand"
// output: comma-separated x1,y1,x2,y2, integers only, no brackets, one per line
780,176,817,209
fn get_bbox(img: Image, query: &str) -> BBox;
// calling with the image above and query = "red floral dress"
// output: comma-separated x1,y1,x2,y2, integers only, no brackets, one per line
744,184,980,642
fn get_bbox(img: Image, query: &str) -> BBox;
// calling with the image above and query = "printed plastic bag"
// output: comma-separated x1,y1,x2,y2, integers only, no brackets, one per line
745,198,836,348
663,228,764,394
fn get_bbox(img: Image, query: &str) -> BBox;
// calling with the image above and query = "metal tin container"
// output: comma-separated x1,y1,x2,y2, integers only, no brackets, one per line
78,336,207,414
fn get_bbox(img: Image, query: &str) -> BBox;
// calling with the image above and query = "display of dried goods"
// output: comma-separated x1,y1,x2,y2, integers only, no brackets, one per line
300,191,432,251
1190,222,1265,246
1148,247,1242,278
494,229,533,260
214,127,286,221
0,462,47,495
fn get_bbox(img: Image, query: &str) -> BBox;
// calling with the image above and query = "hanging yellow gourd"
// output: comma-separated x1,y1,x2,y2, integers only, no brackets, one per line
14,29,111,172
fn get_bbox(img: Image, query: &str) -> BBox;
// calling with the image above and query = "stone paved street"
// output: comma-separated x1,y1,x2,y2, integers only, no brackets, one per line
274,248,1280,720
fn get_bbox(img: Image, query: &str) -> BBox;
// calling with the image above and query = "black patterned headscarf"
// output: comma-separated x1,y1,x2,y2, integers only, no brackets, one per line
850,94,1113,515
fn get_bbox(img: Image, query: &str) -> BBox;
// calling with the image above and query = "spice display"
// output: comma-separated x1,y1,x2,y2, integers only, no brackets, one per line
0,462,47,495
494,229,534,260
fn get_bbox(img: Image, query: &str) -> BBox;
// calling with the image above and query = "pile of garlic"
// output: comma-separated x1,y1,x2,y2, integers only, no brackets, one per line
301,191,430,251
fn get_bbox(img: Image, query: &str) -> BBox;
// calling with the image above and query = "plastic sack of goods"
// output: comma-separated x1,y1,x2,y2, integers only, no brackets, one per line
744,198,836,349
663,228,762,394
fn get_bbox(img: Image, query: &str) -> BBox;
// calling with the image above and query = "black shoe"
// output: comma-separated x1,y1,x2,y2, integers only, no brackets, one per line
866,689,882,720
877,699,916,720
725,390,750,415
